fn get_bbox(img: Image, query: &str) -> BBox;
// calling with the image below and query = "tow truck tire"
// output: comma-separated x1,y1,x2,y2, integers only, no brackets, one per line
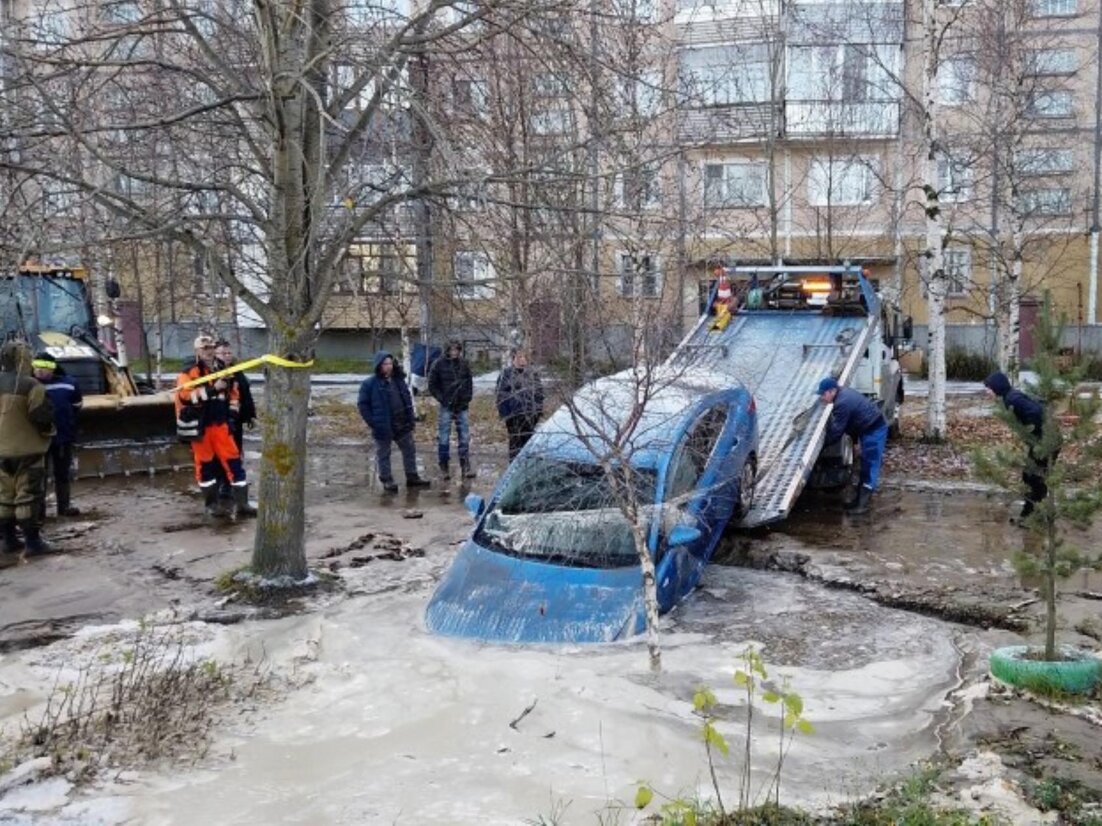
735,456,756,519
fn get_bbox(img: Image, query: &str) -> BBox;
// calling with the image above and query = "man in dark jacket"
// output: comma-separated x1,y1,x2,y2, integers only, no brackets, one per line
984,371,1054,520
496,348,544,461
215,339,256,453
358,352,431,494
428,339,475,480
32,353,82,517
0,341,55,555
816,376,888,515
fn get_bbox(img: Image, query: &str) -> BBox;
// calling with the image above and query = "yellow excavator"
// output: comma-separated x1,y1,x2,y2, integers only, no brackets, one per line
2,262,191,478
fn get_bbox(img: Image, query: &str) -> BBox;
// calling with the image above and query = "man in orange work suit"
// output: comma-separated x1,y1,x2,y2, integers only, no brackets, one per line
176,335,257,519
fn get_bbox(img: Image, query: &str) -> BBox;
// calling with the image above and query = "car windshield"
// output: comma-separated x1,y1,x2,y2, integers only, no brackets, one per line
475,457,658,568
0,275,90,335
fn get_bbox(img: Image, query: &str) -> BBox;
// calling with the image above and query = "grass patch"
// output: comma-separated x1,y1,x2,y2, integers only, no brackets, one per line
11,624,267,783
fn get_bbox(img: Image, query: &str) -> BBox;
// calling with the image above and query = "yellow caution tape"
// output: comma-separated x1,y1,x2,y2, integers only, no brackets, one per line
176,354,314,391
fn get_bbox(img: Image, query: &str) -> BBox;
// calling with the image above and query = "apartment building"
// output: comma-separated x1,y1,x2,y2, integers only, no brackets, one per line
668,0,1100,333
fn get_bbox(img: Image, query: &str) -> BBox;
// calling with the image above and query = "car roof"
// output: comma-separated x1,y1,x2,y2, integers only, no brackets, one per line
527,365,748,467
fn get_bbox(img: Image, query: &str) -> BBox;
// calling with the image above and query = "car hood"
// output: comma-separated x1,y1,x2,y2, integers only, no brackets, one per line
425,541,646,643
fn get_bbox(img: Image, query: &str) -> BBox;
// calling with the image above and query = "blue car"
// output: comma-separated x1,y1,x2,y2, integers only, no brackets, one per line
425,366,759,643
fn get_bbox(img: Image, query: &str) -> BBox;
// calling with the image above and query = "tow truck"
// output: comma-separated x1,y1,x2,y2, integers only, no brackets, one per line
677,262,910,527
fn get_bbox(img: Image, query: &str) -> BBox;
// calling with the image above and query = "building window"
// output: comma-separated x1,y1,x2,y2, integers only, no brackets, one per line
938,58,975,106
1028,89,1074,117
703,162,767,208
618,253,660,298
787,43,899,104
613,166,661,210
1032,0,1076,17
453,77,489,117
1019,148,1075,176
338,243,412,295
808,157,877,206
454,251,495,299
1026,49,1077,76
1021,188,1072,216
679,44,770,106
937,155,973,202
530,108,570,135
617,68,663,118
944,249,971,296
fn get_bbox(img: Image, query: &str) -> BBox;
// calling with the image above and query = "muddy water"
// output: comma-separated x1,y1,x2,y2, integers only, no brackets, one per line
122,563,961,825
4,427,1089,824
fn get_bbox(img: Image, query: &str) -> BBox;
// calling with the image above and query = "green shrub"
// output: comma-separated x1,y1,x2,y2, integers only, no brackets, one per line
919,349,998,381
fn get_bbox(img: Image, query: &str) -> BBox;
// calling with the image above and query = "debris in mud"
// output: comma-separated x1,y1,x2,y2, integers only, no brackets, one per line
401,509,424,519
322,532,424,570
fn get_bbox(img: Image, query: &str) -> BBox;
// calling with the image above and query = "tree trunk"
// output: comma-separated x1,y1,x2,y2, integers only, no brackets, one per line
250,328,312,580
923,0,947,440
632,520,661,673
1045,514,1058,661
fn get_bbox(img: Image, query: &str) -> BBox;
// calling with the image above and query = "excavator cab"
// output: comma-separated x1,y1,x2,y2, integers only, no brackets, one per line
2,263,190,477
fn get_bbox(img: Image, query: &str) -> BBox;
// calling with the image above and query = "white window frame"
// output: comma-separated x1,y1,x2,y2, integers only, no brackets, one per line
454,251,495,299
1021,188,1073,217
530,108,570,135
938,58,975,106
808,157,878,206
787,43,900,104
1019,148,1075,176
1026,48,1077,76
703,161,767,208
1032,0,1077,17
1028,89,1074,117
613,166,662,210
679,45,770,106
944,248,971,296
937,155,973,203
618,252,661,298
618,69,664,118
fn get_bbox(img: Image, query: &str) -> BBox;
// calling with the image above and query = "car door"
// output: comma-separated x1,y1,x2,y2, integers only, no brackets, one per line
657,404,729,606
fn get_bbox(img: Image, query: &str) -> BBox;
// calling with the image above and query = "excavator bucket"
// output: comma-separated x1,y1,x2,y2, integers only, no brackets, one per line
75,394,194,478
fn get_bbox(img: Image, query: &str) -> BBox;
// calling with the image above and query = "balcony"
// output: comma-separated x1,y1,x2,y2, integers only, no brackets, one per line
785,100,899,139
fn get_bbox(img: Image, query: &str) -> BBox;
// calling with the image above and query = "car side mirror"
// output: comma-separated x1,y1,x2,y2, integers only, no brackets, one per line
902,316,913,341
668,524,702,547
464,493,485,519
105,278,122,300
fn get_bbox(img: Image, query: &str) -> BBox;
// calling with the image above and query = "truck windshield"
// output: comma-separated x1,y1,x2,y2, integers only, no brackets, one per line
474,457,657,568
0,275,91,336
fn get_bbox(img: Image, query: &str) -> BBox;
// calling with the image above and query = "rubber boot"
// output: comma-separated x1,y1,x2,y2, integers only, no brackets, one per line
233,485,257,518
845,485,873,515
381,479,399,495
19,520,52,556
203,485,226,519
0,518,23,554
407,475,431,489
439,460,450,480
460,457,476,479
56,482,80,517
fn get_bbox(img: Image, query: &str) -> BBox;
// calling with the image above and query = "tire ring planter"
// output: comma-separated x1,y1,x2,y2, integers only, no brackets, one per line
989,645,1102,695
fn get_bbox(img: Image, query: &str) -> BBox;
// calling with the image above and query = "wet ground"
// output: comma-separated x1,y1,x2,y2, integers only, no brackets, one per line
1,391,1101,824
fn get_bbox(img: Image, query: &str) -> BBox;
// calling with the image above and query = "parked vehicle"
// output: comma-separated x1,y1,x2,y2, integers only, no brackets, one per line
1,262,188,477
425,366,758,643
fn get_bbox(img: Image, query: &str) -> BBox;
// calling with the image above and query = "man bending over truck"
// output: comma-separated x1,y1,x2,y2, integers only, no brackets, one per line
816,377,888,515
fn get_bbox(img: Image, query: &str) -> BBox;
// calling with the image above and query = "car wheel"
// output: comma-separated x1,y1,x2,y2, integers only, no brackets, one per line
735,456,756,518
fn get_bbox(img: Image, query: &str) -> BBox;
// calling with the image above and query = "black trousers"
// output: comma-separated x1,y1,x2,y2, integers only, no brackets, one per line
47,442,75,513
1023,448,1057,505
505,416,537,462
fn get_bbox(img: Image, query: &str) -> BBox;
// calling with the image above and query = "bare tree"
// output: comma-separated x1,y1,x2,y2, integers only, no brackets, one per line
0,0,612,579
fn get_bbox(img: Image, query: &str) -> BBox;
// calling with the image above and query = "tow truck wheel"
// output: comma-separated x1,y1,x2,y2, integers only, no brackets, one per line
735,456,756,518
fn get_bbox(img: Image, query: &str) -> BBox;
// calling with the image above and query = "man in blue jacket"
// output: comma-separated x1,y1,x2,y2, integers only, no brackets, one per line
816,377,888,514
33,353,82,517
983,371,1054,520
358,352,431,494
